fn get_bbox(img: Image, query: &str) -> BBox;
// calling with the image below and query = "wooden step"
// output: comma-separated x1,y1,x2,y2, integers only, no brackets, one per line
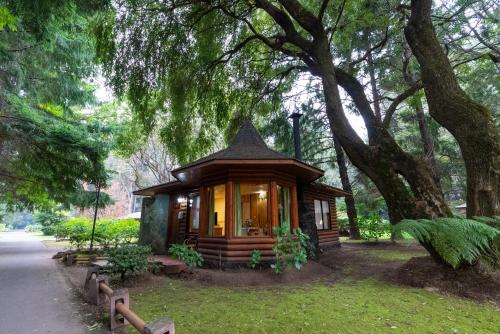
151,255,187,274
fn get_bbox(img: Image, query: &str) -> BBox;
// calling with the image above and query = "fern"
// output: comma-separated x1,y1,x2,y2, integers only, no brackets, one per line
393,218,500,269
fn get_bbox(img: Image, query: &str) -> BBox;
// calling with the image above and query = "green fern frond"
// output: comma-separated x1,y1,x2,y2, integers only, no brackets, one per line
393,218,500,269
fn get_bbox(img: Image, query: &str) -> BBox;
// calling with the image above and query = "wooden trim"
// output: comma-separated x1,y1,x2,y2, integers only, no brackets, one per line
270,181,278,232
291,185,299,229
226,180,233,240
199,185,208,237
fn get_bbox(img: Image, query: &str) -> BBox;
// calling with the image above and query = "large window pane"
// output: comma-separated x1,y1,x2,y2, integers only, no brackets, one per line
314,199,330,230
277,185,291,230
321,200,330,229
314,200,323,229
188,195,200,232
208,184,225,237
234,183,269,236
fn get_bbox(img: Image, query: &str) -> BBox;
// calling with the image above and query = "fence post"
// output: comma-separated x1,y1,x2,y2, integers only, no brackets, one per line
110,289,130,330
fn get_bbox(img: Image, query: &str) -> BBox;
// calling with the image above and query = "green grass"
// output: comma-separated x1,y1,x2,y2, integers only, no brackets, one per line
349,249,428,262
127,279,499,334
42,240,72,248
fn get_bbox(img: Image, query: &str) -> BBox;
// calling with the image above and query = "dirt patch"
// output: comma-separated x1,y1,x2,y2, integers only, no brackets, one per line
389,256,500,305
178,260,333,287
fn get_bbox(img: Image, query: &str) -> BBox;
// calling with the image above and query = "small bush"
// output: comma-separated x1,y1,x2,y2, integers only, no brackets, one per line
169,244,203,268
34,209,68,235
271,226,309,274
0,223,6,232
24,224,42,233
393,218,500,269
248,249,262,269
358,214,390,241
64,218,92,249
106,245,152,280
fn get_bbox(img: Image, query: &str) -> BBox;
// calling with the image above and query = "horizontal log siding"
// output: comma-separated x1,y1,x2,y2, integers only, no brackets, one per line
197,237,275,262
303,185,340,249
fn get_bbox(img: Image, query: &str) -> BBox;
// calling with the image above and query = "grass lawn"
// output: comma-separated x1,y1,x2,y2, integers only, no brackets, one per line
124,242,499,334
127,278,499,334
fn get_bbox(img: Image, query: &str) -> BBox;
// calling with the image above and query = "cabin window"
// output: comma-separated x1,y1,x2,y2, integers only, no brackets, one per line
314,200,330,230
277,185,291,231
234,183,270,237
208,184,225,237
188,195,200,232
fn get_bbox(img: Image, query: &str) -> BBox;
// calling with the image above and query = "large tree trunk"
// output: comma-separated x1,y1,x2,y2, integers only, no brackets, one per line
412,96,441,187
311,37,451,224
405,0,500,217
332,134,361,239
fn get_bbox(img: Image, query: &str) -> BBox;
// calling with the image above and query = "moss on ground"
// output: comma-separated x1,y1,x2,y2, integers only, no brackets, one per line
127,278,499,334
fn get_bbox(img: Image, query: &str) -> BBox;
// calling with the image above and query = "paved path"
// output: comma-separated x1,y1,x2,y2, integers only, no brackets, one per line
0,231,87,334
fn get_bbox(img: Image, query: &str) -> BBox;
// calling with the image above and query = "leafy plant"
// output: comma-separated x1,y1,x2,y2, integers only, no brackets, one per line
271,226,309,274
24,224,42,233
169,244,203,268
248,249,262,269
106,245,152,280
358,214,390,241
64,218,92,249
393,218,500,269
472,216,500,230
34,209,68,235
0,223,6,231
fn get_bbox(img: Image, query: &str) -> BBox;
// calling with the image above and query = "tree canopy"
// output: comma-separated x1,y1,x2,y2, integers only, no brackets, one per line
0,1,112,208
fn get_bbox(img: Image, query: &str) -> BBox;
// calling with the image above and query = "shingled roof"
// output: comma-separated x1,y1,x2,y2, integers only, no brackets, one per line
172,121,290,172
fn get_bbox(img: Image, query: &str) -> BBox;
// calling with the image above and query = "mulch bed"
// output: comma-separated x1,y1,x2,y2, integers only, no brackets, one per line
389,256,500,305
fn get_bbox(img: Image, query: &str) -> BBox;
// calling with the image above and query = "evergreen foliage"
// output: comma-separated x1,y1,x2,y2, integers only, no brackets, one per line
0,0,112,208
106,244,152,280
394,218,500,269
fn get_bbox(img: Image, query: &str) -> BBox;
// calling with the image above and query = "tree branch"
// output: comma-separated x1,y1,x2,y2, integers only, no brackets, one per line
382,84,423,128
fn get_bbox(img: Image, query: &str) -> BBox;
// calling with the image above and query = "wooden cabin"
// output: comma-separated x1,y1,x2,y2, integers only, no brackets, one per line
134,121,348,264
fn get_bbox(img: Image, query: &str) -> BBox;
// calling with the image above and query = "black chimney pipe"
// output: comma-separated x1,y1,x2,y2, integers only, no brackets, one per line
289,112,303,160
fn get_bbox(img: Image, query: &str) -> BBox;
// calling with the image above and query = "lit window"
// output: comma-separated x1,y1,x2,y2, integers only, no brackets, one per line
314,200,330,230
234,183,269,236
188,195,200,232
208,185,225,237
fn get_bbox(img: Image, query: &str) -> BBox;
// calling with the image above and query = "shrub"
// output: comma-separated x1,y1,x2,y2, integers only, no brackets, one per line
64,218,92,249
111,218,140,245
0,223,6,232
271,226,309,274
24,224,42,233
248,249,262,269
472,216,500,230
358,214,390,241
393,218,500,269
106,245,152,280
169,244,203,268
34,209,68,235
94,219,115,248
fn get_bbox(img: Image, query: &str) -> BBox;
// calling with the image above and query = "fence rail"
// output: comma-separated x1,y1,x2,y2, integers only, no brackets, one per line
84,267,174,334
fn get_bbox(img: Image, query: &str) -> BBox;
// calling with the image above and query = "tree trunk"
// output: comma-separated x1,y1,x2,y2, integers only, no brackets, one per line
412,96,441,187
311,36,451,224
332,134,361,239
405,0,500,217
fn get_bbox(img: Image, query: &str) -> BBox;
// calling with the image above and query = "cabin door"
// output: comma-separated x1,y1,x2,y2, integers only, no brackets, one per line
167,192,200,247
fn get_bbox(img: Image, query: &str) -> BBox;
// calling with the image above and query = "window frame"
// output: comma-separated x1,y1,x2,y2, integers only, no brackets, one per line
314,199,331,231
233,182,272,238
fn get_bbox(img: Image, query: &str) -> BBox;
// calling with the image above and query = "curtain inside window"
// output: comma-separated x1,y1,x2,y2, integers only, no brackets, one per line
314,200,323,229
234,183,241,236
208,187,214,236
322,200,330,229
